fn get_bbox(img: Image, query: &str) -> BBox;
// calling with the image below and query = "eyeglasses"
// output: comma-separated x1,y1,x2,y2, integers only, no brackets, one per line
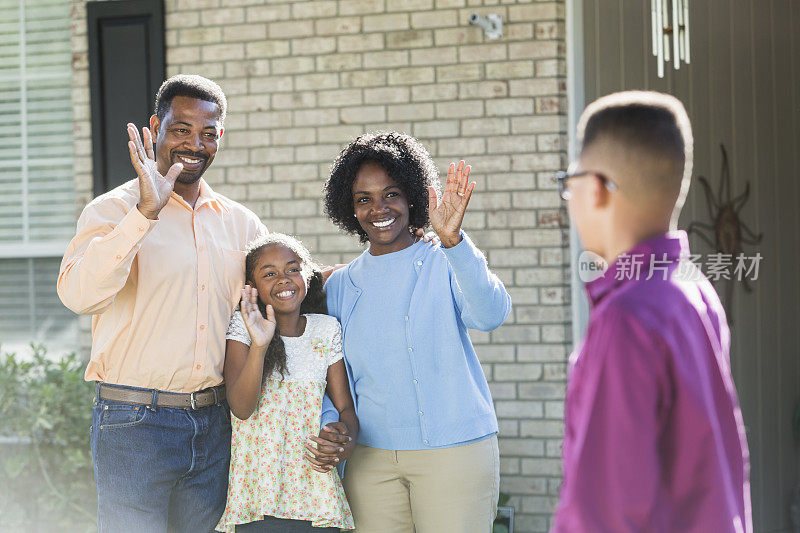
554,170,618,201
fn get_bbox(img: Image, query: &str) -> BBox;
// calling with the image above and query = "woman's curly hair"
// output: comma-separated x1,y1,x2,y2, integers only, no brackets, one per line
324,132,441,243
244,233,326,380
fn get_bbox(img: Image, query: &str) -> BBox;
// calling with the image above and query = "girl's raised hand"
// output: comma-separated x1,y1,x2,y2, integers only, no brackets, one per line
428,160,475,248
240,285,276,348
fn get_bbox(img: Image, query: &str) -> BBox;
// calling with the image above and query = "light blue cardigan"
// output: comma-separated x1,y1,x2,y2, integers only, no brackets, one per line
322,232,511,448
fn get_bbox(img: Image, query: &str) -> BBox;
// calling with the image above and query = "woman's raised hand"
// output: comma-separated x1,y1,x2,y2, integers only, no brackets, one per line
428,160,475,248
128,123,183,220
240,285,276,349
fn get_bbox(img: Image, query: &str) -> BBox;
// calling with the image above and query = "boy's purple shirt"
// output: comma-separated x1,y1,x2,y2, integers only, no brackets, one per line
552,231,752,533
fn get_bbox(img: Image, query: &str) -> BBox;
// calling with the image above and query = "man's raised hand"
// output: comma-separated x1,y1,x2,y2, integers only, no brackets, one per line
128,123,182,220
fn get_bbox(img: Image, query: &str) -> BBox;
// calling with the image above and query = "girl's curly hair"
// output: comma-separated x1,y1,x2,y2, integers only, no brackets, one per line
244,233,326,380
324,132,441,243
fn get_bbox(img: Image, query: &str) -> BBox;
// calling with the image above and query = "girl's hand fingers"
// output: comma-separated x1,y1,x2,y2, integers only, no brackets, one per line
304,452,335,469
265,304,275,324
309,436,345,453
304,442,340,460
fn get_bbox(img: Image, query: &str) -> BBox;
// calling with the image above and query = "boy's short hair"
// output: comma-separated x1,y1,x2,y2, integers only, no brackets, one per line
577,91,693,209
153,74,227,123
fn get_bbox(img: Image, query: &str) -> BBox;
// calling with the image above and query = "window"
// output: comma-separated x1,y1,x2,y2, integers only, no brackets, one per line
0,0,77,353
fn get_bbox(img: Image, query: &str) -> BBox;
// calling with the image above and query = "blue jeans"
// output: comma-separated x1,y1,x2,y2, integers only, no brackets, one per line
90,383,231,533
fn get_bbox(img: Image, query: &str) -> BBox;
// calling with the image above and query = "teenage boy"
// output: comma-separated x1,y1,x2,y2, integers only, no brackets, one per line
552,91,751,532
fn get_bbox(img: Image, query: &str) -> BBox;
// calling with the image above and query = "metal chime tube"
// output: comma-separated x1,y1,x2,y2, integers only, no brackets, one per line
652,0,690,77
662,0,670,64
672,0,680,69
683,0,691,64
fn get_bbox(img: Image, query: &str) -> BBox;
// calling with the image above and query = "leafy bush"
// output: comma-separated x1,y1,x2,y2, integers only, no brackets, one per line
0,345,96,532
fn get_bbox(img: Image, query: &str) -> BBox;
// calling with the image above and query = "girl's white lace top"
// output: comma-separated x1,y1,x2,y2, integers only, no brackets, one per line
226,311,344,382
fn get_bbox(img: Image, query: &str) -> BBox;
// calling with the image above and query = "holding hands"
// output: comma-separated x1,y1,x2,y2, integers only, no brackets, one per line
428,160,475,248
304,422,355,473
240,285,276,349
127,123,183,220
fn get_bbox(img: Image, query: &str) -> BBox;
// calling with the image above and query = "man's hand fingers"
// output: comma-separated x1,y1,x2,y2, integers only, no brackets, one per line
164,162,183,184
128,141,146,177
143,127,156,160
128,124,148,162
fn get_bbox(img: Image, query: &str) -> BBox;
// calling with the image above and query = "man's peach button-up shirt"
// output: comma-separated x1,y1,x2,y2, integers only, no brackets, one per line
58,179,266,393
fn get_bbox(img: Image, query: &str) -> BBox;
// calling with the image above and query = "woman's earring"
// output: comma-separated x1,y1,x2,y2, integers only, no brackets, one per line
353,214,357,218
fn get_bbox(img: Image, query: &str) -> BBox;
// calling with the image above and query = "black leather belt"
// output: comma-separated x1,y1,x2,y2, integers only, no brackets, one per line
97,383,226,410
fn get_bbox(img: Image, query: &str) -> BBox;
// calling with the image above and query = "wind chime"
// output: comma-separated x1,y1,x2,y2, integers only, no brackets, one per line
651,0,690,78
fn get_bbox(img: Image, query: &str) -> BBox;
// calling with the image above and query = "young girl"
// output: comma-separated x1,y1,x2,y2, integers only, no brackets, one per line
216,233,356,532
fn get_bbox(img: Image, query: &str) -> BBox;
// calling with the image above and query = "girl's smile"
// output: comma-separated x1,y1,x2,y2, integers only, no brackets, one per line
251,244,308,316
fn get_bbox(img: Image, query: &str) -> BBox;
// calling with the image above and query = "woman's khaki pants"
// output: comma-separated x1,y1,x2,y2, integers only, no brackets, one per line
342,436,500,533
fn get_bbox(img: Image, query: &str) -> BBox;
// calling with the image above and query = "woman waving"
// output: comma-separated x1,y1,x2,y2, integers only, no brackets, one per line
315,132,511,533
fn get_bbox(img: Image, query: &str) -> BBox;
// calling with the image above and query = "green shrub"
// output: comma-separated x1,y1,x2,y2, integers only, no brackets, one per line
0,344,96,532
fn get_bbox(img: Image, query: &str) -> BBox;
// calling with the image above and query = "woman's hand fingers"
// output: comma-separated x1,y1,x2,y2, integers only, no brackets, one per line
462,180,476,208
445,162,455,196
459,164,471,197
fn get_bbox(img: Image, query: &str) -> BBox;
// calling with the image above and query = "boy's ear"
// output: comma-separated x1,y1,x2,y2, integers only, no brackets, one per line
589,175,612,208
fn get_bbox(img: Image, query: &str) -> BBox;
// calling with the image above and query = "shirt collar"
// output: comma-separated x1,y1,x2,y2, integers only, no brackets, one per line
585,231,689,305
189,179,229,214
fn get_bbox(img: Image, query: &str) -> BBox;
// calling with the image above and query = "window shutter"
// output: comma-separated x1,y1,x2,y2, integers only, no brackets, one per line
0,0,77,353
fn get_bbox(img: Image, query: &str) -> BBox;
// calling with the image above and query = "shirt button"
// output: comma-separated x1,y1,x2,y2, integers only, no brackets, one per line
413,379,418,384
200,285,205,291
138,227,144,232
199,325,206,330
416,260,423,266
196,364,201,370
424,440,429,444
408,347,413,352
418,411,423,416
115,255,121,260
404,316,409,321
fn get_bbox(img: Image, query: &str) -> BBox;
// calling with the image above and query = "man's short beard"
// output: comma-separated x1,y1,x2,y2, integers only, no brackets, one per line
176,170,204,185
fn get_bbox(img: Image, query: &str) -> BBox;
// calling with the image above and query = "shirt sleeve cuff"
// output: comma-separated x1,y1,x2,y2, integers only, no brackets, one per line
116,206,158,246
441,231,485,268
